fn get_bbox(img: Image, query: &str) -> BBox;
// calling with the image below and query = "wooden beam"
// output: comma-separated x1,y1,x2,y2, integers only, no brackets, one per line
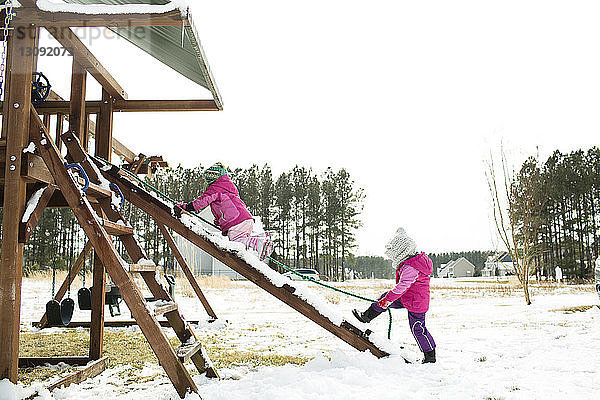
34,100,220,113
13,9,185,27
35,241,93,328
61,130,101,183
55,113,64,151
0,26,37,382
18,357,90,368
112,100,219,112
111,137,136,163
46,29,127,100
101,219,134,236
19,183,56,243
158,223,218,320
69,59,87,150
34,320,201,328
23,357,108,399
95,89,113,161
89,252,106,360
47,357,107,392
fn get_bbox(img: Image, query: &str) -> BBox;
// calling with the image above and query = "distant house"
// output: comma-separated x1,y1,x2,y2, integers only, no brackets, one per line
481,252,513,277
437,257,476,278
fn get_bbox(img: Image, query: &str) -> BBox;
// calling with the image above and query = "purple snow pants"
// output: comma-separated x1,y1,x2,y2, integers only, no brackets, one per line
374,293,436,353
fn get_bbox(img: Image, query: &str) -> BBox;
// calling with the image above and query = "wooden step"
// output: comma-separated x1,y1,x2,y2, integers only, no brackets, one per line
129,264,158,273
100,219,133,236
152,301,178,317
75,177,112,199
175,340,203,363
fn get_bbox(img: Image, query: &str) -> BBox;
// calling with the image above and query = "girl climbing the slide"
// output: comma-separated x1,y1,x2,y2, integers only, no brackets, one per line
353,227,437,363
175,162,274,261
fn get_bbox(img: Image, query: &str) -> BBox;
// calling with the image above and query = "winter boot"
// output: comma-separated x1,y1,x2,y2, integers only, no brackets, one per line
422,349,436,364
352,305,382,324
257,232,274,261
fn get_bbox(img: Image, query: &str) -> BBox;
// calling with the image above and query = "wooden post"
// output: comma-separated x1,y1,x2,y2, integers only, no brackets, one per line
0,26,37,382
69,60,86,150
89,252,106,360
95,89,113,162
89,89,113,360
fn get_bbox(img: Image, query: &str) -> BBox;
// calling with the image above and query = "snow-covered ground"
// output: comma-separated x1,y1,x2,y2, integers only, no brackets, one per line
2,276,599,400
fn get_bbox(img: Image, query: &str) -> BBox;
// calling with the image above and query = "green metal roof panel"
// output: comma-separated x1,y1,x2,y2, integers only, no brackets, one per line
63,0,222,108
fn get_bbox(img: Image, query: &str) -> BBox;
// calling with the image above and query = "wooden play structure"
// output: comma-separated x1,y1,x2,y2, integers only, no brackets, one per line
0,1,389,398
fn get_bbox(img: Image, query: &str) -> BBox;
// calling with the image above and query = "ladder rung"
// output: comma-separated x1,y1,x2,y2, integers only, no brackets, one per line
101,219,134,236
176,340,203,363
153,302,178,317
129,264,158,273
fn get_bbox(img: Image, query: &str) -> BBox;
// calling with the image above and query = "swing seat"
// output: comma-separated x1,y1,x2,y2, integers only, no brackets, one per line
78,287,92,310
45,298,75,326
46,300,62,326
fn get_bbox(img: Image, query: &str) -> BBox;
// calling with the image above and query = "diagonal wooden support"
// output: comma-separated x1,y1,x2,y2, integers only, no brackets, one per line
46,28,127,100
35,241,92,328
19,183,56,243
29,106,200,399
158,223,218,320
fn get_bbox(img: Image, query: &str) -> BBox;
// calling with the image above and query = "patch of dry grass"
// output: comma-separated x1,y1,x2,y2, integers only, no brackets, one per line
549,305,599,313
177,275,233,297
18,327,309,385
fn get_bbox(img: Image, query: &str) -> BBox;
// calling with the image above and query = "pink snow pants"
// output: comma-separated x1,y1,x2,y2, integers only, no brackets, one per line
227,220,268,253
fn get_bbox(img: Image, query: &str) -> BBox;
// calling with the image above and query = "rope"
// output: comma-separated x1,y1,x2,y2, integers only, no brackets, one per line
267,255,393,339
96,156,394,338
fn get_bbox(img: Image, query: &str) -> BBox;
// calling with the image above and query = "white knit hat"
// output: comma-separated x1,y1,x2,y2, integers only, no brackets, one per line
384,227,417,267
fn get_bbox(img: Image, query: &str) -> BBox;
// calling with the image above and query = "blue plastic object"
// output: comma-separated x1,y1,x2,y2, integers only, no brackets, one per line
109,183,125,208
65,163,89,193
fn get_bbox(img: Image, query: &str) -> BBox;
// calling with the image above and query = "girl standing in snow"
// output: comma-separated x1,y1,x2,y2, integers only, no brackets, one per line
352,227,436,363
175,162,274,261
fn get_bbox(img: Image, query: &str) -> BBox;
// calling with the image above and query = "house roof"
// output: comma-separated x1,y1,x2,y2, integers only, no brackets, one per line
487,252,513,263
62,0,222,109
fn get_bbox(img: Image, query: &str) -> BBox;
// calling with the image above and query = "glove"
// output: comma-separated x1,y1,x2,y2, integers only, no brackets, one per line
185,202,196,212
377,297,393,310
352,304,383,324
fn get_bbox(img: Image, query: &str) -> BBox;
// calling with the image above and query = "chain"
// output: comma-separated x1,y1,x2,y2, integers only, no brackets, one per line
0,0,15,100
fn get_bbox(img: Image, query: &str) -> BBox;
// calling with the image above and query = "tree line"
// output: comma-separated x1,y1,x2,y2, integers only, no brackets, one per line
16,163,367,281
510,147,600,281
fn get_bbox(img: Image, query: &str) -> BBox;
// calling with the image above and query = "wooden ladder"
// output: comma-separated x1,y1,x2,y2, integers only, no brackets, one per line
29,107,217,399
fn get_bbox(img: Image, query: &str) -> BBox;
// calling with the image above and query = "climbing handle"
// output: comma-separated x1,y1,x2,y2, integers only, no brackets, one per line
109,183,125,208
65,163,89,193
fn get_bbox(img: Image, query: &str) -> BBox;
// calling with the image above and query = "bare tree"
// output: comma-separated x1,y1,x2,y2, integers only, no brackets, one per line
486,147,546,305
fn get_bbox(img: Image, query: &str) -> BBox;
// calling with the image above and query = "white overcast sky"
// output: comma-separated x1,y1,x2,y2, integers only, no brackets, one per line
37,0,600,256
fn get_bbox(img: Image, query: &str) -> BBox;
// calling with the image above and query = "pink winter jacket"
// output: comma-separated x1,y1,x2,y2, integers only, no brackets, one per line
381,252,433,313
190,175,253,234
